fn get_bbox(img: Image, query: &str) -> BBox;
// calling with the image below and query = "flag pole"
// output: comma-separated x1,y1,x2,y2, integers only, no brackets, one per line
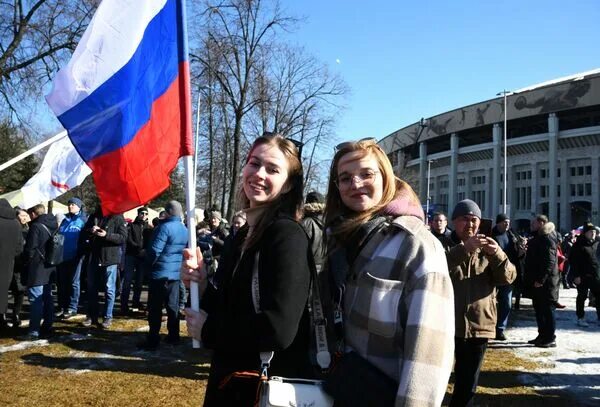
0,131,67,173
179,0,201,349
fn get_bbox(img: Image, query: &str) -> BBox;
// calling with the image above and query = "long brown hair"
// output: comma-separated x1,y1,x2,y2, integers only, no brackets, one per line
324,139,410,240
237,134,304,249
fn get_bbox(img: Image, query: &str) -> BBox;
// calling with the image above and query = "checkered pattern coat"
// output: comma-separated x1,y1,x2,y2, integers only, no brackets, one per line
344,215,455,407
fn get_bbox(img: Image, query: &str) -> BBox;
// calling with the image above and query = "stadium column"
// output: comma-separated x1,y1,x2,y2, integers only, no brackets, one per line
449,134,458,214
548,113,558,225
420,142,427,203
492,124,501,216
592,157,600,226
560,159,568,231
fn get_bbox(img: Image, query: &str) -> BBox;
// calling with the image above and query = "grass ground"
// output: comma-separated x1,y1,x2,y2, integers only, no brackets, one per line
0,313,567,407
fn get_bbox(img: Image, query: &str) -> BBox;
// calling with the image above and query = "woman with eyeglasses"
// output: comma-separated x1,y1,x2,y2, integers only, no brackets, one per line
181,134,313,406
323,139,454,406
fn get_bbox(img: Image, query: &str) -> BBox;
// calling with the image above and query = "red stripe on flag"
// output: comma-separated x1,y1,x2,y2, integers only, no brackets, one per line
51,180,70,191
88,62,192,215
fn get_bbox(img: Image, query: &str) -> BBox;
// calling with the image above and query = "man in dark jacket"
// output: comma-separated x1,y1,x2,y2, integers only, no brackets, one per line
524,214,560,347
197,211,229,276
82,209,128,329
23,204,58,339
56,197,87,320
0,199,23,330
569,222,600,327
138,200,188,350
430,211,453,251
492,213,525,340
301,191,326,271
120,206,151,314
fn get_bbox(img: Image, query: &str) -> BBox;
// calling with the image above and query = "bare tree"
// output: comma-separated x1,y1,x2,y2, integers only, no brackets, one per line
190,0,297,218
0,0,97,122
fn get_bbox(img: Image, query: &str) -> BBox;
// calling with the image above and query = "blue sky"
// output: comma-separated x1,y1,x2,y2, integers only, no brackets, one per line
280,0,600,141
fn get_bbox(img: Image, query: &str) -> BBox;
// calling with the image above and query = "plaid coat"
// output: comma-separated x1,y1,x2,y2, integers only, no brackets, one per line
344,215,455,407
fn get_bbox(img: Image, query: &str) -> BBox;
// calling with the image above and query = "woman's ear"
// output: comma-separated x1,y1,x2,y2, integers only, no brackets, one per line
281,182,292,194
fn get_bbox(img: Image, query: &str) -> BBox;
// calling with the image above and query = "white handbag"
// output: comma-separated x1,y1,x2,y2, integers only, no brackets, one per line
258,353,333,407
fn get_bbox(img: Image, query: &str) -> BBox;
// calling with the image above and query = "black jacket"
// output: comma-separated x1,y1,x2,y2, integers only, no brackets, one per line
301,208,325,270
569,235,600,284
200,215,312,406
431,228,453,251
24,213,58,287
492,226,526,285
126,218,151,257
0,199,23,310
524,222,560,302
81,213,128,266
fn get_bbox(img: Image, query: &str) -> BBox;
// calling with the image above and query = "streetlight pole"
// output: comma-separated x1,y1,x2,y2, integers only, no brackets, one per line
497,90,512,214
426,159,435,225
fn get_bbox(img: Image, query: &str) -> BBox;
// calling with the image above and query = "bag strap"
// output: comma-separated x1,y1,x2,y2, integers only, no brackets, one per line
251,242,332,374
35,223,54,260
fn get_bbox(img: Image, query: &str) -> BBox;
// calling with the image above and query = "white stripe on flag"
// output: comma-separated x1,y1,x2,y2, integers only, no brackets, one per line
45,0,167,116
21,136,92,208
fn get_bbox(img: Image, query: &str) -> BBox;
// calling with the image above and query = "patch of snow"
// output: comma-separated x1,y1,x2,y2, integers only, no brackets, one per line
492,287,600,406
0,339,49,353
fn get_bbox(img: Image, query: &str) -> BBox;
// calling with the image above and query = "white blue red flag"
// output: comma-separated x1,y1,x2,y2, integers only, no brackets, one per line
46,0,193,214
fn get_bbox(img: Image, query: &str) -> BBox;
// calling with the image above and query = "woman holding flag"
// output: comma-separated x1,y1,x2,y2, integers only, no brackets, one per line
181,134,313,406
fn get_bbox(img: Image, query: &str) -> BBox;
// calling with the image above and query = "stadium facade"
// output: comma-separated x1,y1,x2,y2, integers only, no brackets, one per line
379,69,600,233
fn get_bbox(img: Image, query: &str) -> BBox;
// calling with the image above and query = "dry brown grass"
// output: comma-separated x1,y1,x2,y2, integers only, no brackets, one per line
0,316,210,407
1,316,566,407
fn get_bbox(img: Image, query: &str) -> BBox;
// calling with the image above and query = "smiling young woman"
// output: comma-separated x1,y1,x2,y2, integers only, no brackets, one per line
181,133,314,406
322,138,455,406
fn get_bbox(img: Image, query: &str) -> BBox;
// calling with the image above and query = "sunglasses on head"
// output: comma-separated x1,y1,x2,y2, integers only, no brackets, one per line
262,131,304,158
334,137,377,151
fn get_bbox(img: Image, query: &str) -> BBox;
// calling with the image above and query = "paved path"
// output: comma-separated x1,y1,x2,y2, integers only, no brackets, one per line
489,287,600,406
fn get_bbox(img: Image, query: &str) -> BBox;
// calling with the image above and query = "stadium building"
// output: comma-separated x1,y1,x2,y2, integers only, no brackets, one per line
379,69,600,233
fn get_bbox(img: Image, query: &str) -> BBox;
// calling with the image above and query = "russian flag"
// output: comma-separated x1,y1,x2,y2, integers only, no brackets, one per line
46,0,193,215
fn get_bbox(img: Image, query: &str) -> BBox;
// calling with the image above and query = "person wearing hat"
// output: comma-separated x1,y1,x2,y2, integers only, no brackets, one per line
121,206,152,314
56,197,88,320
445,199,516,407
491,213,526,340
138,200,188,350
568,222,600,327
524,214,560,347
301,191,326,270
81,207,127,329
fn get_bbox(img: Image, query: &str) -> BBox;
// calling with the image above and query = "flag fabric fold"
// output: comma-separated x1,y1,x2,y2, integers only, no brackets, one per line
46,0,193,215
18,135,92,209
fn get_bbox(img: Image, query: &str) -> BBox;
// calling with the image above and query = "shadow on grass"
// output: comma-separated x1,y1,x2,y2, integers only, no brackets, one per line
556,357,600,364
21,352,210,380
14,319,213,380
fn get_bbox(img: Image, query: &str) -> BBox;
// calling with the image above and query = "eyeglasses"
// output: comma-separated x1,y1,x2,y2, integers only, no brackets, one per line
140,212,148,215
334,137,377,151
335,170,380,190
262,131,304,158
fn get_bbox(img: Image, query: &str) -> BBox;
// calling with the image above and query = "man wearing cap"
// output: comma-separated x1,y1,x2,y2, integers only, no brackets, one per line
138,200,188,350
301,191,326,271
491,213,526,340
121,207,152,314
56,197,87,320
568,222,600,327
81,208,128,329
445,199,516,407
524,214,560,347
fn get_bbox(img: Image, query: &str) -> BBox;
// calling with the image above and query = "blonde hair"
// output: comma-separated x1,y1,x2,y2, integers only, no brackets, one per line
324,139,418,240
237,134,303,249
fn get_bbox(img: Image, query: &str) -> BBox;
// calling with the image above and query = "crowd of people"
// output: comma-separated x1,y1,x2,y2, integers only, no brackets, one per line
2,133,600,407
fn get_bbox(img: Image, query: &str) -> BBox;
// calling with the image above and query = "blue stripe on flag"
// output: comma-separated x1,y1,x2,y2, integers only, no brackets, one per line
58,0,186,162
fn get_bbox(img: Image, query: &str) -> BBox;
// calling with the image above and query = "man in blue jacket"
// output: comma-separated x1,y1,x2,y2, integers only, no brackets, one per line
56,197,87,319
138,200,188,350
